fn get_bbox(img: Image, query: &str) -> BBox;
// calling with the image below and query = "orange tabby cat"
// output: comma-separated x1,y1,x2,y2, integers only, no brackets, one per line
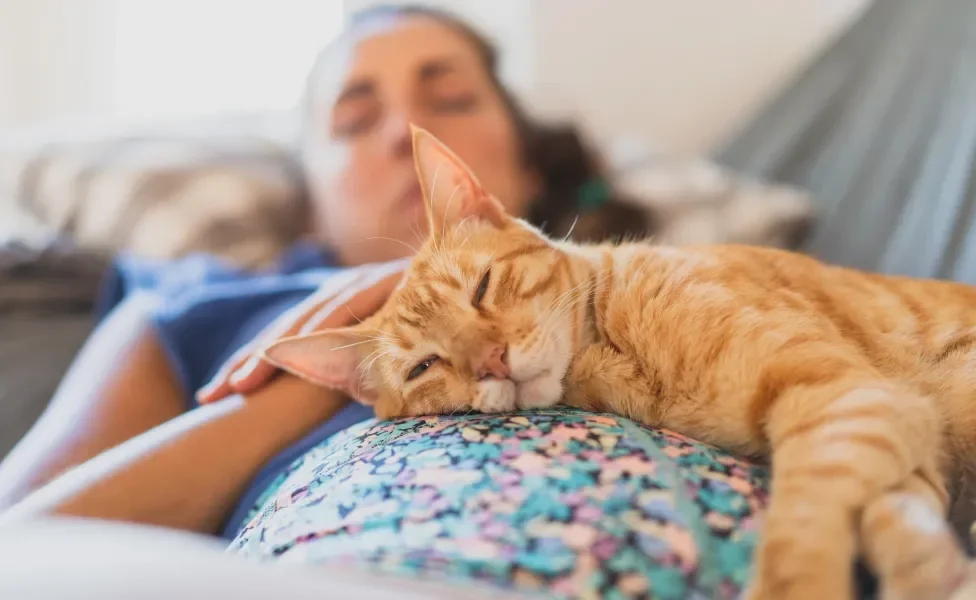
264,126,976,600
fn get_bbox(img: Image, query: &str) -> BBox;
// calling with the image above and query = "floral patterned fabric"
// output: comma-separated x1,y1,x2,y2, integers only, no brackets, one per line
228,409,769,599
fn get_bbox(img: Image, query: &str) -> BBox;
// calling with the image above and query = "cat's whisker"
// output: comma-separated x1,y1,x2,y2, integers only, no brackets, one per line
357,346,392,387
332,339,380,351
366,236,419,255
340,307,391,341
359,354,385,396
342,330,385,341
411,220,427,247
425,161,444,237
561,215,579,242
363,351,389,376
442,183,462,239
445,215,477,249
538,275,608,341
535,282,586,336
538,276,598,330
537,296,583,345
453,215,474,238
427,161,443,206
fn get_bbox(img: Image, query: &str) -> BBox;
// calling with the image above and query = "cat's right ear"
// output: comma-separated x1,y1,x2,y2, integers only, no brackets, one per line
262,328,380,405
411,124,509,239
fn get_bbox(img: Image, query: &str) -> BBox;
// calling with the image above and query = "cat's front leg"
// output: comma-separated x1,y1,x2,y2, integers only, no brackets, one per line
562,344,657,422
747,377,942,600
859,467,968,600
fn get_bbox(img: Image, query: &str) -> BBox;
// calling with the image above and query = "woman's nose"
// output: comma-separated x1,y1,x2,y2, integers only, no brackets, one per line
382,116,413,159
382,107,426,160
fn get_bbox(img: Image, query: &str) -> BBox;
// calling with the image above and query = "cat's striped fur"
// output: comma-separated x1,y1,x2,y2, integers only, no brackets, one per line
267,126,976,600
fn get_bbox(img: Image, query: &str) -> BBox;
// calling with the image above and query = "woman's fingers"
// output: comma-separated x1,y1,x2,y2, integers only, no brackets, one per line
195,338,258,403
228,268,405,395
195,346,257,404
196,260,408,404
196,271,373,403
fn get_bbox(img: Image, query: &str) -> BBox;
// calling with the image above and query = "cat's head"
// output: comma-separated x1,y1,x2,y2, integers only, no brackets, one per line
263,126,585,419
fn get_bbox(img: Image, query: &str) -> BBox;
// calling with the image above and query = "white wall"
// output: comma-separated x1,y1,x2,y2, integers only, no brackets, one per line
345,0,872,155
2,0,871,153
528,0,873,154
0,0,119,130
111,0,343,119
0,0,343,130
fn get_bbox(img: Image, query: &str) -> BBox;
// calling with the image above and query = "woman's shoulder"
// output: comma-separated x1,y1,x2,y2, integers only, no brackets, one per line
94,242,338,321
93,243,346,403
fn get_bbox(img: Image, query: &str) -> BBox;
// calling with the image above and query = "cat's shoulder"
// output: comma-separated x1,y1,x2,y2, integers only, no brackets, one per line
598,241,816,269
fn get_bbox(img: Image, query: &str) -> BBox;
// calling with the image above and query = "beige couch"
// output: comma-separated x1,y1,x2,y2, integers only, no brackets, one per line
0,110,814,270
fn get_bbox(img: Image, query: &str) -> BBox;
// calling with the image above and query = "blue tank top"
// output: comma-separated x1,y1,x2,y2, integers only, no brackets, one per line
95,243,375,539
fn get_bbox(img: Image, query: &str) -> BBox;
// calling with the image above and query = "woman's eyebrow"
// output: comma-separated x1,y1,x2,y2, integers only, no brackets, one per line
418,57,462,81
336,80,374,104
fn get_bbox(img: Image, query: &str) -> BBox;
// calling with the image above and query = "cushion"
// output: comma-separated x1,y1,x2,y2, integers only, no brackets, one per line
0,113,814,272
229,409,769,599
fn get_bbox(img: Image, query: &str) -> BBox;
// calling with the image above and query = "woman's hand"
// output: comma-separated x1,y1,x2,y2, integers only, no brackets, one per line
196,259,409,405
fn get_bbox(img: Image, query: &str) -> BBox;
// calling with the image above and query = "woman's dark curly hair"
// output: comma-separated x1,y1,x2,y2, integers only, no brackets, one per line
309,4,654,244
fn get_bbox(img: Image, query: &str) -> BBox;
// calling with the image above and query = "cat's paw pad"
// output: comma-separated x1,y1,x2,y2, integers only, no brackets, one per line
517,373,562,409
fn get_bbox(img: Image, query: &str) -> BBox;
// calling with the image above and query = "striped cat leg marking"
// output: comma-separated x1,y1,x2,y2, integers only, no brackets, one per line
859,468,967,600
746,379,942,600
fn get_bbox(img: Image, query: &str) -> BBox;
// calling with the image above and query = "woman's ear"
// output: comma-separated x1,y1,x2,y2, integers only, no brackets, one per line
411,124,509,238
262,327,379,405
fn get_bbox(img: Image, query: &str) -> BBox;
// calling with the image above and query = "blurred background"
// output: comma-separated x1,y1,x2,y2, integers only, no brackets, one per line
0,0,868,154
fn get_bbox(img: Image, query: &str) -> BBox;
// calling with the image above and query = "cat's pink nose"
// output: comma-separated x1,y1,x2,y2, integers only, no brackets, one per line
474,343,510,380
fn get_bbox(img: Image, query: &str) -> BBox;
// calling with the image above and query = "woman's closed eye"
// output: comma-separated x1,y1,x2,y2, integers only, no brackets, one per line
407,356,440,381
332,106,380,138
431,93,478,112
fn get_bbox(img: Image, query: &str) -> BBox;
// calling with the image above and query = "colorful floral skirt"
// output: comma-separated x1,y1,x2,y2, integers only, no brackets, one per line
227,409,769,599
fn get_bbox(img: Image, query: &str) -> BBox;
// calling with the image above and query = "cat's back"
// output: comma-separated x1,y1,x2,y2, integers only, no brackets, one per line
600,241,976,382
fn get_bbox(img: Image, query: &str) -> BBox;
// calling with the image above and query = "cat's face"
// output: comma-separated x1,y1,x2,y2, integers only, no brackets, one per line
264,126,583,419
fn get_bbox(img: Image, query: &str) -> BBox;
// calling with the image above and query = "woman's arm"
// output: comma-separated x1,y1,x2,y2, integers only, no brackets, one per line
0,262,403,533
1,375,345,534
0,293,186,508
0,289,348,534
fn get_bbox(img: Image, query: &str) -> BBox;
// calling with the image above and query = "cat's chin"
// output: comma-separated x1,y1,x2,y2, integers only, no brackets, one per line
515,372,564,410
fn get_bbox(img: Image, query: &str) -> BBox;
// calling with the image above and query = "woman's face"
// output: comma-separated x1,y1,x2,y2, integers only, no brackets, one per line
302,16,538,266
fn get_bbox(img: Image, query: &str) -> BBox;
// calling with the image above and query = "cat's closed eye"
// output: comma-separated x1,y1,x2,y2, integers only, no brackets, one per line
473,268,491,307
407,356,439,381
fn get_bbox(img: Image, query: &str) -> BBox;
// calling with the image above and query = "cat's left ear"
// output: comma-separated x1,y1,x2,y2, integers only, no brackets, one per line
261,327,380,405
411,124,509,238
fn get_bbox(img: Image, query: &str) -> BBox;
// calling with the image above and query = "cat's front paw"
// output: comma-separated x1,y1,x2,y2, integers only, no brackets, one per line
474,378,517,413
516,372,562,410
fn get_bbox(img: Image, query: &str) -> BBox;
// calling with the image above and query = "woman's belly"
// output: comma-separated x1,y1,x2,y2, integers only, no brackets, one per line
227,408,768,600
